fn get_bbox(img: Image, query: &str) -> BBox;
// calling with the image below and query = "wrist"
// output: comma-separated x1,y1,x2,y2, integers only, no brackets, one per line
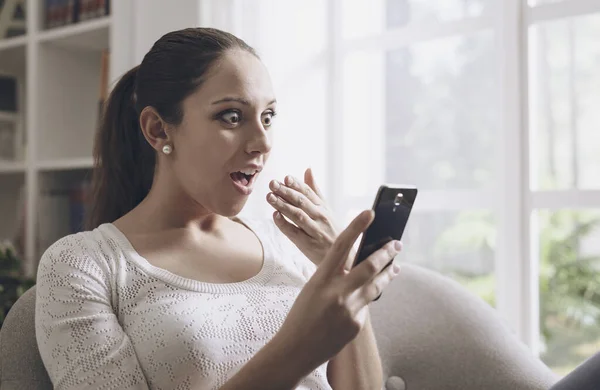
267,332,316,383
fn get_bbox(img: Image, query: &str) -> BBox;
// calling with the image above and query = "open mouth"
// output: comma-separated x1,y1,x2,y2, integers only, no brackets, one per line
229,168,261,195
230,171,256,186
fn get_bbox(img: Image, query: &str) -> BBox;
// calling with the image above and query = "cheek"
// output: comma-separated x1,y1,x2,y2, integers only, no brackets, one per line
200,130,238,162
176,127,237,176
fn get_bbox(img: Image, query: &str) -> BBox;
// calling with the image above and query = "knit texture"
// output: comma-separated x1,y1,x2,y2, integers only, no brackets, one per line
35,215,332,390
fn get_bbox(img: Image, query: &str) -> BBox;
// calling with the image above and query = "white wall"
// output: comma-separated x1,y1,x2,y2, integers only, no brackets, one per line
110,0,202,83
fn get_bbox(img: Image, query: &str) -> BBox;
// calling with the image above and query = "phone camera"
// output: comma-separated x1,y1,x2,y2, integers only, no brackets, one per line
394,193,403,206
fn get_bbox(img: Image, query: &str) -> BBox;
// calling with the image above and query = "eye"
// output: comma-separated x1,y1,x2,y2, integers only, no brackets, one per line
219,110,242,126
262,110,277,127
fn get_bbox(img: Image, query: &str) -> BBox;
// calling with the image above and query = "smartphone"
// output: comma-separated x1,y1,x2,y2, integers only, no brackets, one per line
351,184,418,301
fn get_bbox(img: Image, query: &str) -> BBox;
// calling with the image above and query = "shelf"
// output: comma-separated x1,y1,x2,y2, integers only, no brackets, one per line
37,157,94,171
37,16,111,52
0,161,26,174
0,35,27,52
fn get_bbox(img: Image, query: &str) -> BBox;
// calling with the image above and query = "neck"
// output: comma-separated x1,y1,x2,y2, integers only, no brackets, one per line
116,170,230,236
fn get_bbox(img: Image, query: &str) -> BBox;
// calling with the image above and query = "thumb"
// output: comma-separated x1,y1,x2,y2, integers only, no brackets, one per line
305,167,325,199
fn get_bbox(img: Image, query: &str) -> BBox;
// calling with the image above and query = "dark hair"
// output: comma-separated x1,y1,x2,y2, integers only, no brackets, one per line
86,28,258,229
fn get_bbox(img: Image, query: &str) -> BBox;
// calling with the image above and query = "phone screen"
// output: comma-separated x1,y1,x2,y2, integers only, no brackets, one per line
352,186,418,268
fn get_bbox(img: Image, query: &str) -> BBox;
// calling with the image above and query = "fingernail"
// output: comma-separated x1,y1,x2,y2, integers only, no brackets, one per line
272,180,280,190
268,193,277,203
394,241,402,251
392,262,401,274
286,176,294,185
275,212,281,219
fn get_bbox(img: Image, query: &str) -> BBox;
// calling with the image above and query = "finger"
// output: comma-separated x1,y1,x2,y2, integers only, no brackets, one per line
345,240,402,292
272,210,305,240
270,179,322,219
304,167,325,200
356,259,401,306
344,235,393,271
267,192,322,238
281,175,322,209
320,210,374,277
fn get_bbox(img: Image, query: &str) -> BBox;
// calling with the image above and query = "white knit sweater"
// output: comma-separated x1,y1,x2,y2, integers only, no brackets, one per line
35,215,332,390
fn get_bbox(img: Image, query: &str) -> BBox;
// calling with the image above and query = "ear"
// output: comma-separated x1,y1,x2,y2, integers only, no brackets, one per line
139,106,170,152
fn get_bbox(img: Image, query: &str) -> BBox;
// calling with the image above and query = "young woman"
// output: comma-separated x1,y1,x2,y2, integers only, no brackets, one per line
34,28,402,390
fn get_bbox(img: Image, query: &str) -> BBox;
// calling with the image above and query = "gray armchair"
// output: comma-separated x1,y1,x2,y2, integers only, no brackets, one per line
0,264,558,390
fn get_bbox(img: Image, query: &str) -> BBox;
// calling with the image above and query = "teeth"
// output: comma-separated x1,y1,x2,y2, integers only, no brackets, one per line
239,169,258,175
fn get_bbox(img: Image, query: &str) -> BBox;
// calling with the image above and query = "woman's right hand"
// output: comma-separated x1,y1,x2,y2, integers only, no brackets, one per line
275,209,403,372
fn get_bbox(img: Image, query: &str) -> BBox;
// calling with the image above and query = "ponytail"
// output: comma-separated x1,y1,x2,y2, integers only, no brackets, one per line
86,66,156,229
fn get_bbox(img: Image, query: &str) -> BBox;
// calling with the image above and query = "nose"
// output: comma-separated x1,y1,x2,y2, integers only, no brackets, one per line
246,120,273,156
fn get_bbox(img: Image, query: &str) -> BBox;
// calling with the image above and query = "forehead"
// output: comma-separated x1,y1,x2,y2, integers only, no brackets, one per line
197,49,275,105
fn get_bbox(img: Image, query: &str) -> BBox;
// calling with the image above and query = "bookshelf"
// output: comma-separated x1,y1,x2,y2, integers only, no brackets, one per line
0,0,204,278
0,0,111,277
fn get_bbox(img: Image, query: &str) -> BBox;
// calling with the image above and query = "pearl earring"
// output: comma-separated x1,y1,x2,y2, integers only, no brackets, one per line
162,144,172,155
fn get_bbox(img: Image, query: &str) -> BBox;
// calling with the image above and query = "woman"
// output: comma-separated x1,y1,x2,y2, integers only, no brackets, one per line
34,28,402,390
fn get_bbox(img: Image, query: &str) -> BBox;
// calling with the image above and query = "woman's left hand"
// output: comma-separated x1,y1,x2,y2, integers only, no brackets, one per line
266,168,341,266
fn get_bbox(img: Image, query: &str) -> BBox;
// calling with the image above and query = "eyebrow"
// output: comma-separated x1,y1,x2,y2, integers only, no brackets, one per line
211,97,277,106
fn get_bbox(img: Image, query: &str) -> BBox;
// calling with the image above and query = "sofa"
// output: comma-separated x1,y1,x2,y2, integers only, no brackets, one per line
0,263,559,389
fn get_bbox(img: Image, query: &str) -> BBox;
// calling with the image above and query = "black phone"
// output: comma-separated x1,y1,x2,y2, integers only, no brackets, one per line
351,184,418,301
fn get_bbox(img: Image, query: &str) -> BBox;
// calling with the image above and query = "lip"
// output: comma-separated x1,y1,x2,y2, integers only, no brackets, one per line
230,170,260,196
231,164,263,174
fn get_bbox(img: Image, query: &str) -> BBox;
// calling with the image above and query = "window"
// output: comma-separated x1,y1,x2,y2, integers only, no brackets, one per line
339,0,498,309
528,3,600,375
202,0,600,374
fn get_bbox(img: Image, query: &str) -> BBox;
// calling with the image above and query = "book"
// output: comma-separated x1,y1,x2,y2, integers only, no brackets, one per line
65,0,76,25
79,0,89,21
43,0,109,29
97,0,109,17
0,75,17,112
45,0,56,29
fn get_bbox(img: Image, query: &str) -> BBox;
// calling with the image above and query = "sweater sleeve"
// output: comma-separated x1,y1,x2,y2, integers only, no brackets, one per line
35,233,149,390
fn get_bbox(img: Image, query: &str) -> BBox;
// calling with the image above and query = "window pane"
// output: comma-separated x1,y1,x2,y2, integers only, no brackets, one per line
537,209,600,376
342,32,497,196
529,14,600,190
342,0,489,39
403,210,496,305
343,208,497,305
342,50,386,197
386,31,498,190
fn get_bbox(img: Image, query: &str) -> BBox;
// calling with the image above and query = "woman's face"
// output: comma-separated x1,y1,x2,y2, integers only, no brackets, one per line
168,49,277,217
